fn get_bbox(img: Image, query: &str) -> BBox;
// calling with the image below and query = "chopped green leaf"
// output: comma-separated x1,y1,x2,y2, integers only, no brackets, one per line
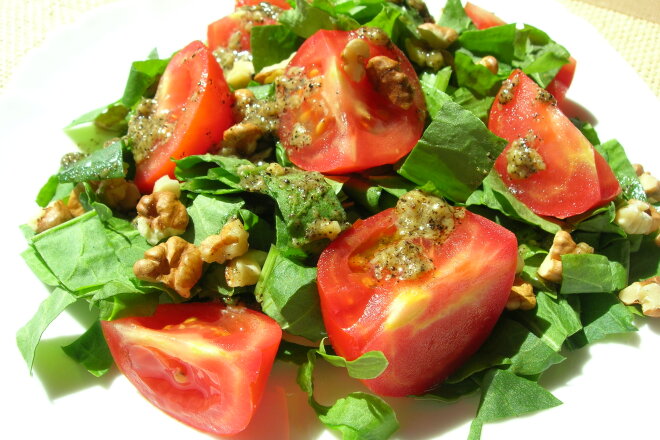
61,321,114,377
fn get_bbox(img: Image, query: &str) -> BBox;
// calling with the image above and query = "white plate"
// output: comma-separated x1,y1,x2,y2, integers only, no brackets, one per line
1,1,658,439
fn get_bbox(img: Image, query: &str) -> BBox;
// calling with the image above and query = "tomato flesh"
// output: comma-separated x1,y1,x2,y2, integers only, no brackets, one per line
489,70,620,218
134,41,233,193
317,208,517,396
277,30,426,174
101,303,281,436
464,2,506,29
546,56,577,108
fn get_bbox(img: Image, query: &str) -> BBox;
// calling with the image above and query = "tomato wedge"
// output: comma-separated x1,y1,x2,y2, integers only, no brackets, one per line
464,2,506,29
546,56,577,107
317,195,517,396
208,4,280,52
489,70,620,218
277,29,426,174
101,303,281,436
133,41,234,193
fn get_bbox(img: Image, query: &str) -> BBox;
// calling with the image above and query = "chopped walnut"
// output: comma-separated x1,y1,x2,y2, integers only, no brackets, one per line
135,191,189,245
506,277,536,311
221,122,265,157
225,249,268,287
305,219,342,242
98,178,142,211
633,164,660,203
153,175,181,198
417,23,458,49
33,200,74,233
341,38,370,82
366,55,414,109
614,199,660,235
537,230,594,283
199,219,249,264
67,185,86,217
619,276,660,318
254,52,295,84
133,236,202,298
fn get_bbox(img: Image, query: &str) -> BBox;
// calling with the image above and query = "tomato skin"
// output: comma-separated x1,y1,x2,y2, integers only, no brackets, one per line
208,16,251,52
546,56,577,107
489,70,620,218
101,303,282,436
464,2,506,29
317,208,517,397
277,30,426,174
236,0,291,9
134,41,234,194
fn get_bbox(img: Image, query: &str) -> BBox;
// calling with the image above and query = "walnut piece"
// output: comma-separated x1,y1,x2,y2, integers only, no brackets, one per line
506,277,536,311
33,200,73,233
417,23,458,49
225,249,268,287
614,199,660,235
341,38,370,82
153,175,181,198
135,191,189,245
133,236,202,298
366,55,414,109
537,231,594,283
619,276,660,318
199,219,249,264
67,185,86,217
221,122,265,157
98,178,141,211
633,163,660,203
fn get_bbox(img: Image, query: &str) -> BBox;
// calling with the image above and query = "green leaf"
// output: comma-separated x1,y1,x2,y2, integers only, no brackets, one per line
319,392,399,440
280,0,344,38
36,175,75,207
629,234,660,281
596,139,647,201
454,51,502,96
251,25,302,73
397,99,507,202
16,288,77,371
296,347,399,439
120,55,170,107
438,0,473,33
183,194,244,245
466,170,561,234
560,253,626,294
475,369,562,423
419,68,452,118
239,164,347,249
458,24,518,63
513,291,582,351
448,319,564,383
317,341,388,380
567,293,637,348
64,104,127,154
58,139,127,183
61,321,114,377
255,246,326,341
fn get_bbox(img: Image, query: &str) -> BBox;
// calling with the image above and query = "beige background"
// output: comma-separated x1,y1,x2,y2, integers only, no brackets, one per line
1,0,658,97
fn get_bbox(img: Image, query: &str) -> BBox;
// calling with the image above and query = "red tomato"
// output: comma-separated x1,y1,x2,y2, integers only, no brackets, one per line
277,29,427,174
101,303,282,436
134,41,233,193
317,207,518,396
208,3,282,52
546,56,577,108
489,70,620,218
464,2,506,29
235,0,291,9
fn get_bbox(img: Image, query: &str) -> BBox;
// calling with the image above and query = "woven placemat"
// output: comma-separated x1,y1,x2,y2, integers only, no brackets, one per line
1,0,659,97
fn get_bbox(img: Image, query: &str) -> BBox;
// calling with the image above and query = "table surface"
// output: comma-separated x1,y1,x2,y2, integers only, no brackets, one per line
1,0,658,97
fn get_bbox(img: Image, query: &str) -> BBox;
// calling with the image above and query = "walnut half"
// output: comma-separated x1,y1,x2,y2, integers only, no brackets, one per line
537,230,594,283
366,55,414,110
135,191,189,245
133,236,202,298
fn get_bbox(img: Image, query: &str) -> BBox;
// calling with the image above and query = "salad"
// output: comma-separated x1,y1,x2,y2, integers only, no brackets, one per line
8,0,660,439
